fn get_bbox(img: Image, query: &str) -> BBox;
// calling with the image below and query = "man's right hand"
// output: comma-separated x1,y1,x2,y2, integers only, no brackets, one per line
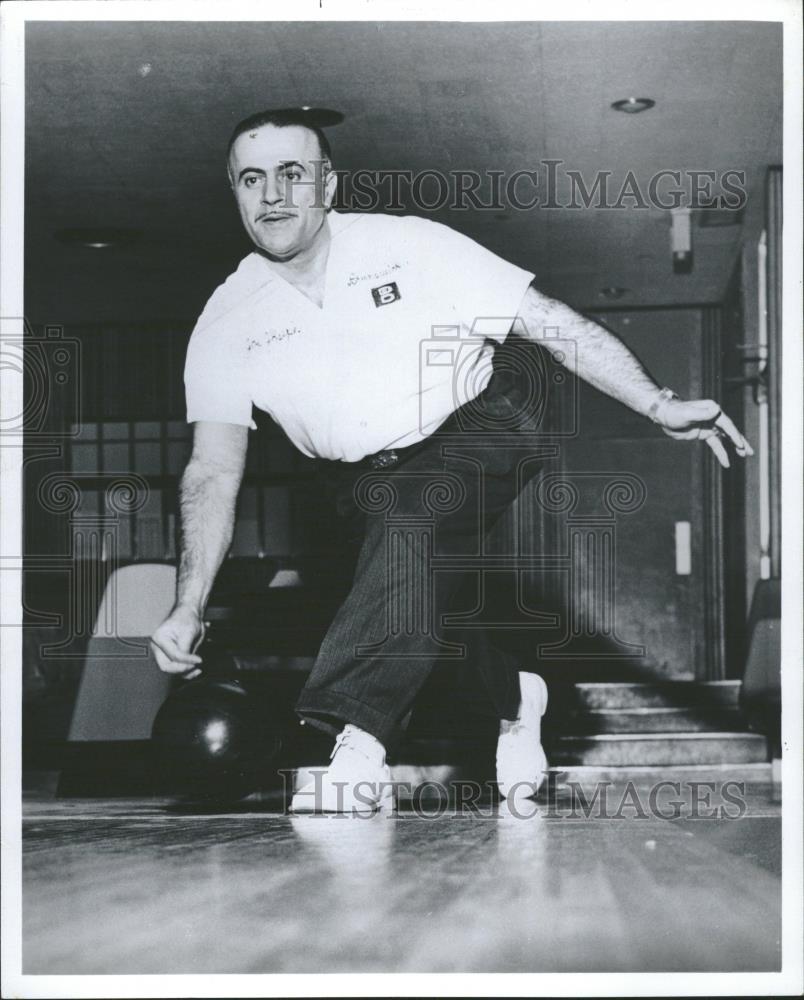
150,605,206,679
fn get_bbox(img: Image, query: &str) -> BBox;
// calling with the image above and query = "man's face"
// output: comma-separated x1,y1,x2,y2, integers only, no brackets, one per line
228,124,335,260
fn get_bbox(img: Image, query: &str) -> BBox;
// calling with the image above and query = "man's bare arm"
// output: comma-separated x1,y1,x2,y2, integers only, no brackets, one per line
151,421,249,675
176,422,249,615
516,282,752,467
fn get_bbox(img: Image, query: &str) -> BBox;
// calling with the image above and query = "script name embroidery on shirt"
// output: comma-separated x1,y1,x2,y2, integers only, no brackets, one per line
347,263,401,288
246,326,302,350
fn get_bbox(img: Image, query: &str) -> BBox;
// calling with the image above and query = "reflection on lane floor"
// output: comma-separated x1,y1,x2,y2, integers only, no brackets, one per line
22,783,781,975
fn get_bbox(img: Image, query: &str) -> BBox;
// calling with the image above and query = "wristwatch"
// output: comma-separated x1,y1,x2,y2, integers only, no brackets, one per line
648,387,679,424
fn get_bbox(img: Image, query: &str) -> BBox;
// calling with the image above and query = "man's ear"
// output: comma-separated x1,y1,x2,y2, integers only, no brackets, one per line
322,165,338,210
227,165,236,194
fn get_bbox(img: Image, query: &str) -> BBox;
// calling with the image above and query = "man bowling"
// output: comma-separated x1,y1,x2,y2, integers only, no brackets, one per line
150,109,752,813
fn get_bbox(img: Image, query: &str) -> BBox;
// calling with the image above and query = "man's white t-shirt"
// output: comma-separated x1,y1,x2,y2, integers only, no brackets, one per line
185,212,534,462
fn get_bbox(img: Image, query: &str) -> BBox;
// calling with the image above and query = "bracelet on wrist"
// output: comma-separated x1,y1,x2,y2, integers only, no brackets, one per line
648,387,679,424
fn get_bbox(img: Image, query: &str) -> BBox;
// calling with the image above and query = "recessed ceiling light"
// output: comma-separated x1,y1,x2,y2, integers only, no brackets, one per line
600,286,629,300
267,106,345,127
611,97,655,114
54,228,142,249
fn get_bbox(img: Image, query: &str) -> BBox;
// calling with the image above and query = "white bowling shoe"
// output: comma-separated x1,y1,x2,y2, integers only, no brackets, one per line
496,672,549,803
290,724,395,814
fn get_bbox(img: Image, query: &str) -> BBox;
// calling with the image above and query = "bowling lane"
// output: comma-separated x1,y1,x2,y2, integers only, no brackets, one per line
23,794,781,974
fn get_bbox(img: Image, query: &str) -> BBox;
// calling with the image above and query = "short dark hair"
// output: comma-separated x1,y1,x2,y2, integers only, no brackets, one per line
227,109,332,165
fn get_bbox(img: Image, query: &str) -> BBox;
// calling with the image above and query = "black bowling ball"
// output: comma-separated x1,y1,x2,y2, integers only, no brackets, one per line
151,677,282,799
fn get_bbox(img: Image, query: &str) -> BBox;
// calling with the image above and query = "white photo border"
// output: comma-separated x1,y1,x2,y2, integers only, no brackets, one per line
1,1,801,997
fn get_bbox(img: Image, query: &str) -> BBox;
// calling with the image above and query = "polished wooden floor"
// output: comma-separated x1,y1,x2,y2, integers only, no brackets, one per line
23,775,781,974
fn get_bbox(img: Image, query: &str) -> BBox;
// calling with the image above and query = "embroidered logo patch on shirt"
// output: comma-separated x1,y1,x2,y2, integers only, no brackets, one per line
371,282,401,307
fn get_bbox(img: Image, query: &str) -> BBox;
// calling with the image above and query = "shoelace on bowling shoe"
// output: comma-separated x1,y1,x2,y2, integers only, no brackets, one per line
499,716,528,737
330,729,351,760
329,725,383,765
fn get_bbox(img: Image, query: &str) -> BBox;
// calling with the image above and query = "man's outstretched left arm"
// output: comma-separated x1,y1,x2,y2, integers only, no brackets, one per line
515,282,753,468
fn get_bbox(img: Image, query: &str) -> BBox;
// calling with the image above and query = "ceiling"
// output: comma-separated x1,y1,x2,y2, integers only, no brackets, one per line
24,20,783,324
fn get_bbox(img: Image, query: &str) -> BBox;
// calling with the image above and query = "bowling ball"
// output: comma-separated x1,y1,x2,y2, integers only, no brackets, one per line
151,677,282,799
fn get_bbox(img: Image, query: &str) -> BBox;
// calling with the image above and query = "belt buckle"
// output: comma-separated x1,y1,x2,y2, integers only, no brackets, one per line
369,449,398,470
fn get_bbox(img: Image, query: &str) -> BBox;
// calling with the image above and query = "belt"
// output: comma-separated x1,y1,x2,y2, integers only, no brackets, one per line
367,449,399,470
361,417,456,472
360,436,434,471
336,372,523,475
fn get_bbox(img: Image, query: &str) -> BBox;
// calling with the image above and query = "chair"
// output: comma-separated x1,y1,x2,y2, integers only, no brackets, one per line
67,563,176,741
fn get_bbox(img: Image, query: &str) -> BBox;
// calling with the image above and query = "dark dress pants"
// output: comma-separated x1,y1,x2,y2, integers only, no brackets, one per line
295,369,544,747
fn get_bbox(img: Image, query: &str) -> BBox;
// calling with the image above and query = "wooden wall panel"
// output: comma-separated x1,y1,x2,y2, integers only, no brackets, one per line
501,307,724,681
